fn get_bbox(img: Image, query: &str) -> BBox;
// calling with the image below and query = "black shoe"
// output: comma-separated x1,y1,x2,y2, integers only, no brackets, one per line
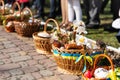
104,27,119,32
86,24,100,29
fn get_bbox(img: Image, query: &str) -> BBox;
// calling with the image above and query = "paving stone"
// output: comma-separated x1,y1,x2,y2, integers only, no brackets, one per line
21,66,39,73
20,74,35,80
0,42,3,45
0,71,11,79
26,60,38,66
8,52,20,58
9,69,24,76
0,32,8,36
1,48,21,53
0,60,4,65
7,77,18,80
53,69,63,75
0,45,4,50
35,64,46,70
0,63,20,70
6,75,22,80
6,36,18,40
40,70,54,77
0,38,7,41
2,41,12,44
19,45,34,51
44,76,62,80
2,59,12,64
33,55,47,60
4,44,16,48
0,54,10,59
39,59,57,68
11,56,32,62
40,59,57,68
11,40,25,45
32,72,42,79
25,40,33,44
28,51,39,56
38,79,45,80
18,62,28,68
0,79,6,80
18,51,27,56
59,74,79,80
48,66,57,71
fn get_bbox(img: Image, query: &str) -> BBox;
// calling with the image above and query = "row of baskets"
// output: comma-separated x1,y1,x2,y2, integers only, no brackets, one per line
32,19,120,80
0,0,41,37
1,1,119,80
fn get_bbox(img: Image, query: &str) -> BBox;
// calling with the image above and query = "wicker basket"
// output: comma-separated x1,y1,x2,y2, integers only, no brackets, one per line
15,7,40,37
0,0,5,15
52,44,93,75
4,20,15,32
0,0,5,24
3,2,21,32
33,18,60,54
82,54,114,80
5,1,21,21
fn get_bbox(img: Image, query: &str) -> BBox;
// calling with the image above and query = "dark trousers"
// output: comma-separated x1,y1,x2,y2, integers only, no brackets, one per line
83,0,102,25
49,0,56,18
111,0,120,20
21,2,30,9
37,0,45,17
4,0,15,4
101,0,109,13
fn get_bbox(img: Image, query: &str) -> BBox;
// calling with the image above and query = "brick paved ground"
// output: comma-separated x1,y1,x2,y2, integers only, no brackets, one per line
0,26,82,80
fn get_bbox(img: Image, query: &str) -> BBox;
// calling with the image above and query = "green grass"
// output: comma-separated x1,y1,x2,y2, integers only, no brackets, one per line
44,1,120,48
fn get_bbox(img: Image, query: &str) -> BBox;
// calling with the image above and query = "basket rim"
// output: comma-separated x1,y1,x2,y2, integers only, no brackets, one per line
21,7,33,22
52,44,103,54
43,18,60,33
52,44,86,53
33,32,51,40
12,2,21,14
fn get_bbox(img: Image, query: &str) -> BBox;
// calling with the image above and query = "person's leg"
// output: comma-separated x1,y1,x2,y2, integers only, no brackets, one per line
105,0,120,32
64,0,69,25
101,0,109,13
85,0,102,28
111,0,120,20
60,0,66,26
83,0,90,24
73,0,82,21
49,0,56,18
35,0,45,19
56,0,61,16
68,0,74,22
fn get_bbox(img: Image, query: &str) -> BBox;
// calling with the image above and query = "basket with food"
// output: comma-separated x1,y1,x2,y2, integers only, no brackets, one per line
51,20,108,75
4,1,21,21
51,27,94,75
3,1,21,32
33,18,59,54
82,54,120,80
15,7,40,37
0,0,12,15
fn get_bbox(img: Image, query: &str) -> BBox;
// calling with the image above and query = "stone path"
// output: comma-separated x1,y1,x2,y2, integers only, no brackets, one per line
0,26,82,80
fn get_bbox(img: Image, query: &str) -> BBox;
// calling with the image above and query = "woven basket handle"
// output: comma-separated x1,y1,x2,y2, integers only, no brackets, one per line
0,0,5,14
21,7,33,22
44,18,60,32
92,54,114,74
12,1,21,14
